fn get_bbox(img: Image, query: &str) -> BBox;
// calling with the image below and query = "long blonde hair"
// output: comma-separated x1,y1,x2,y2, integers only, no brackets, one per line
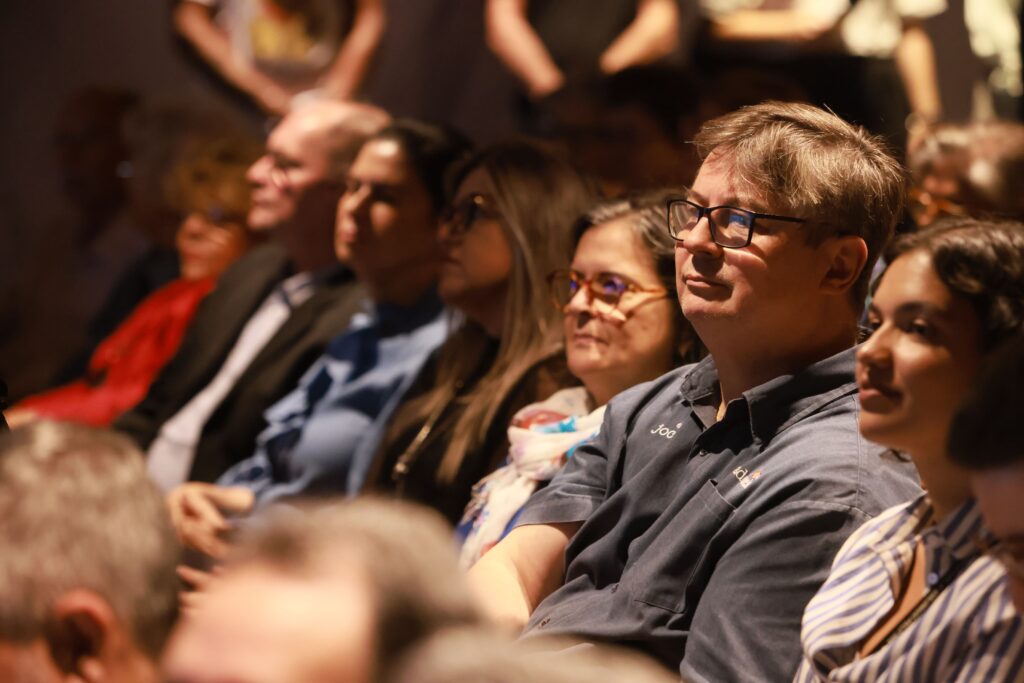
388,141,594,484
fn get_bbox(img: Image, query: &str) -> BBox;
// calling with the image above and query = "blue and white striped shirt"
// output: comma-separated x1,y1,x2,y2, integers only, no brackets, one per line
795,494,1024,682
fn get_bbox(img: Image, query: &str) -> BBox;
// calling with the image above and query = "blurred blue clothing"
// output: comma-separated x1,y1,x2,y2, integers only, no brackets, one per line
218,289,447,504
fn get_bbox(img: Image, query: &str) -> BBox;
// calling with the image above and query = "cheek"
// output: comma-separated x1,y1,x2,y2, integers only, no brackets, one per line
464,234,512,285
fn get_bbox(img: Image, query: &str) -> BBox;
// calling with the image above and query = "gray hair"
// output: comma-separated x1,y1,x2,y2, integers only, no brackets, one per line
0,421,180,657
227,498,483,681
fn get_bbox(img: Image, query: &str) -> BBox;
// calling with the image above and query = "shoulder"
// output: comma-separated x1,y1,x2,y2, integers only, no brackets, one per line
757,395,921,519
601,363,696,430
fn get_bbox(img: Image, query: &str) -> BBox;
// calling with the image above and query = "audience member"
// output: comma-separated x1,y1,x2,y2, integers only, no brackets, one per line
458,192,702,567
698,0,944,149
0,87,149,400
52,100,260,388
795,218,1024,680
9,133,262,427
485,0,683,101
949,334,1024,614
116,101,388,489
0,421,180,683
908,120,1024,227
362,141,593,524
161,498,482,683
387,628,678,683
173,0,385,114
165,120,470,560
542,67,703,194
469,102,921,681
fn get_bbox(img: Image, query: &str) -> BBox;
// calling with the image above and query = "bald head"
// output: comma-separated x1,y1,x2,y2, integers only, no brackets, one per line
293,101,391,180
245,101,390,269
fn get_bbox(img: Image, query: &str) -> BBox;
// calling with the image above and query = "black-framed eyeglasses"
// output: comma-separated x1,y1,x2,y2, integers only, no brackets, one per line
667,198,808,249
440,193,501,238
975,533,1024,582
547,269,667,311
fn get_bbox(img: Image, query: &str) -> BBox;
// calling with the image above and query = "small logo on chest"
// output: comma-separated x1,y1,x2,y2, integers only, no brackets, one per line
650,422,684,439
732,466,763,489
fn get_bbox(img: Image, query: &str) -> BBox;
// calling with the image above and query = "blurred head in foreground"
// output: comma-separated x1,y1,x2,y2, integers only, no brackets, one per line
0,421,180,683
162,498,482,683
387,628,678,683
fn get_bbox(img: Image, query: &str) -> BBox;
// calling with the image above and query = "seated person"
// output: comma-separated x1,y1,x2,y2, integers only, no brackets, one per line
9,135,261,427
458,192,702,567
908,120,1024,227
0,421,179,683
116,101,389,489
164,120,470,559
795,219,1024,681
361,141,594,524
949,333,1024,614
161,498,483,683
468,102,922,681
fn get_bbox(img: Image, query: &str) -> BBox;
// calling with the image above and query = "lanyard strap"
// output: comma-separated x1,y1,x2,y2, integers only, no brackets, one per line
875,554,974,650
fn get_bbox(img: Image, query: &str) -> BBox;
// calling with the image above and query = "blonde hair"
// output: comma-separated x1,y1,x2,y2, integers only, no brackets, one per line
389,141,593,484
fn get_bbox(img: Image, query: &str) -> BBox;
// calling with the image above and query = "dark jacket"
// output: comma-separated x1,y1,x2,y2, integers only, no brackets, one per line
115,244,365,482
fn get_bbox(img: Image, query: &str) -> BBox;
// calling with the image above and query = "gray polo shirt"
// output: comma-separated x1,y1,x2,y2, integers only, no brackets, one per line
517,348,921,682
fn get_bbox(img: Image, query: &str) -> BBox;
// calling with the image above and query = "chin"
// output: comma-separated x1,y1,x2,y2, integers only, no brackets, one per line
858,412,917,454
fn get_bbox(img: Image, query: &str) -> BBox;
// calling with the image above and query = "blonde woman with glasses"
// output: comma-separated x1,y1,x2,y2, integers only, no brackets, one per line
362,141,593,524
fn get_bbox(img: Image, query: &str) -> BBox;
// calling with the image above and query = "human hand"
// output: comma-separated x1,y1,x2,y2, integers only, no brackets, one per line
167,483,254,559
4,408,39,429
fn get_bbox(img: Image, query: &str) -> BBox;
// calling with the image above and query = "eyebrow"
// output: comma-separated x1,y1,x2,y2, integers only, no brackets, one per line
867,301,952,320
687,190,768,213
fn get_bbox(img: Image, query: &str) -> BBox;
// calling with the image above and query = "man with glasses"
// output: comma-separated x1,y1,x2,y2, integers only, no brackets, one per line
469,101,921,681
116,101,388,488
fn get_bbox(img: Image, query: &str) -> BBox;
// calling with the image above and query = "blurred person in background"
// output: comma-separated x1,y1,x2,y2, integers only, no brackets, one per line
0,87,148,400
541,67,703,194
0,422,180,683
698,0,945,150
174,0,385,114
161,499,482,683
907,120,1024,228
116,101,388,490
457,192,703,568
795,219,1024,681
948,336,1024,614
485,0,687,102
165,120,470,563
7,133,263,428
361,141,593,525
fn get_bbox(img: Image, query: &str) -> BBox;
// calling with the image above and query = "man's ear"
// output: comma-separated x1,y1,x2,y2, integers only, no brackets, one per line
45,590,116,683
820,235,869,296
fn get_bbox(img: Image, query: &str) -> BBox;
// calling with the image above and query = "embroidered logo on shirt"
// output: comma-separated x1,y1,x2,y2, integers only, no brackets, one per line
733,466,763,489
650,422,683,439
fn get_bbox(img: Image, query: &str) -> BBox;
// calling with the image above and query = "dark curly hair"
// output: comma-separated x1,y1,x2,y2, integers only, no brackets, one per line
885,218,1024,353
947,334,1024,469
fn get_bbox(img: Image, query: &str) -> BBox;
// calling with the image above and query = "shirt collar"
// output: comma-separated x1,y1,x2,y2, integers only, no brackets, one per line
869,494,985,566
373,287,446,336
677,347,858,444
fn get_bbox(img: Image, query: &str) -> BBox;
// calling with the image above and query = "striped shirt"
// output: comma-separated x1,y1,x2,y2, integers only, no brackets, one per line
795,494,1024,682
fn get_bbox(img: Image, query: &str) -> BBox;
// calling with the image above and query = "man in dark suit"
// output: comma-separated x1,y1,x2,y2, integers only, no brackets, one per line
116,101,389,488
